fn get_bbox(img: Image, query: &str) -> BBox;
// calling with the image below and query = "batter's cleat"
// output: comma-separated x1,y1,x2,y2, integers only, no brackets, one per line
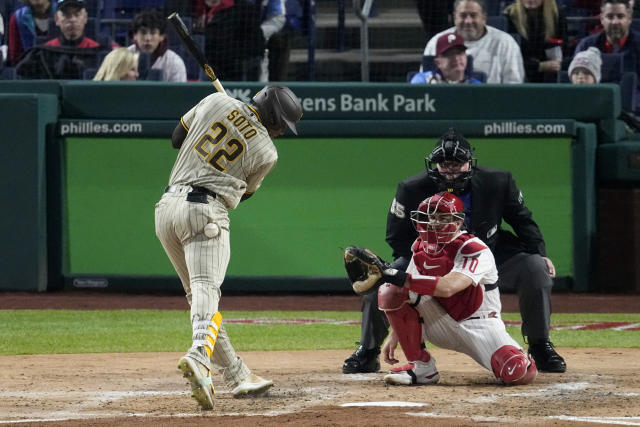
342,345,381,374
528,340,566,373
384,359,440,386
178,356,215,410
232,373,274,398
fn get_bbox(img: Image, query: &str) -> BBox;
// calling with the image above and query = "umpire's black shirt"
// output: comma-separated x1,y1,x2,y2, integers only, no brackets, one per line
385,165,547,268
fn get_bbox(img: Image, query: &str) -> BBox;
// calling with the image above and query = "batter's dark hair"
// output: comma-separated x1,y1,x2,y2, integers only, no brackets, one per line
130,8,167,34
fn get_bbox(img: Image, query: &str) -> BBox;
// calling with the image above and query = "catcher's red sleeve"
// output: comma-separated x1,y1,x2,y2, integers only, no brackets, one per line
408,274,439,296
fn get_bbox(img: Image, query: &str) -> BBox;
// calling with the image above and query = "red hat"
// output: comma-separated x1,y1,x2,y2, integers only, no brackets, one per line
436,32,467,56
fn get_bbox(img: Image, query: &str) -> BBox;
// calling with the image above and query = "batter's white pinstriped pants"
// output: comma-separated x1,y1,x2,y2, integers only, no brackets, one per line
155,191,251,388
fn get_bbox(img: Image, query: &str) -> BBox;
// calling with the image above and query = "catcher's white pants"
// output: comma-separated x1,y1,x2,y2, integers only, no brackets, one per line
411,288,521,372
155,191,250,388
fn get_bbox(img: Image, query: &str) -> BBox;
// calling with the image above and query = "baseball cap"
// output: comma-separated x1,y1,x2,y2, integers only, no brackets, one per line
435,32,467,56
57,0,85,12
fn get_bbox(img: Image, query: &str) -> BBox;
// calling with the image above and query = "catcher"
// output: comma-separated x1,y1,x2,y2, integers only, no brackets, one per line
344,192,537,386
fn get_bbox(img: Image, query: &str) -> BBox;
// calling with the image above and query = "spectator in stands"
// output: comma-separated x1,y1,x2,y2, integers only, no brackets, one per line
423,0,525,83
45,0,97,48
7,0,57,66
504,0,567,82
16,0,102,79
127,9,186,82
411,32,483,83
569,46,602,83
93,47,139,81
575,0,640,59
205,0,264,81
193,0,233,32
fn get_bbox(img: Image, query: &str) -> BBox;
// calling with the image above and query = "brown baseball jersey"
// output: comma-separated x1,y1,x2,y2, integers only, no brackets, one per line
168,92,278,209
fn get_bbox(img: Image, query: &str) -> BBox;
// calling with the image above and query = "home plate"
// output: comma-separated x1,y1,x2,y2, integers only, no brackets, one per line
341,401,426,407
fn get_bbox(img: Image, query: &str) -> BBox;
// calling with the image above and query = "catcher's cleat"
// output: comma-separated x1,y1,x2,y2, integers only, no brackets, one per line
383,359,440,386
528,340,566,373
178,356,215,410
342,345,381,374
232,373,273,398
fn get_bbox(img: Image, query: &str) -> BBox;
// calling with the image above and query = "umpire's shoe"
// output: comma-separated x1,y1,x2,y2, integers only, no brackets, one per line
178,356,215,410
528,340,566,373
342,345,381,374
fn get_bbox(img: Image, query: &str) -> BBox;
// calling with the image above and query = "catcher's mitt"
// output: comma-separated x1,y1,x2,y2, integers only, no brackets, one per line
344,246,407,295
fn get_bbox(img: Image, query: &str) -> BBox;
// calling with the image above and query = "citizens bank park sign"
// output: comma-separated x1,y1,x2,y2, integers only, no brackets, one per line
226,88,436,114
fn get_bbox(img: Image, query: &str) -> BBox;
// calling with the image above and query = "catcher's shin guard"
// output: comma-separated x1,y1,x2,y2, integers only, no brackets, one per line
491,345,538,386
194,312,222,359
379,284,431,363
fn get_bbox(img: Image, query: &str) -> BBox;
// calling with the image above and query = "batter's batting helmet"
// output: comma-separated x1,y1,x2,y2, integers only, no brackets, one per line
425,128,476,194
250,85,303,135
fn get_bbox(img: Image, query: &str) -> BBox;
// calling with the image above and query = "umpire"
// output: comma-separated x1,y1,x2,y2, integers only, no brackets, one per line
343,128,566,374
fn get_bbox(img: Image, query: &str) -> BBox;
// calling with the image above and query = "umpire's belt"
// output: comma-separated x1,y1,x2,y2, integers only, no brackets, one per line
165,185,217,199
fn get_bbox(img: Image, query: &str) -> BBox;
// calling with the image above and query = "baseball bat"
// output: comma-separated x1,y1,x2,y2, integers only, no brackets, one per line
167,12,225,93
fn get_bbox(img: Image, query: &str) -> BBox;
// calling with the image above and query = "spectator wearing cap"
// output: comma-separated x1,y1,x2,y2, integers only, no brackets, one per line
504,0,567,82
7,0,57,66
422,0,525,83
569,46,602,83
411,32,483,83
127,9,186,82
44,0,98,48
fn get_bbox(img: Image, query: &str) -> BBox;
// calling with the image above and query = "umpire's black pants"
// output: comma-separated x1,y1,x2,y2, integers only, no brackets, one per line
358,252,554,350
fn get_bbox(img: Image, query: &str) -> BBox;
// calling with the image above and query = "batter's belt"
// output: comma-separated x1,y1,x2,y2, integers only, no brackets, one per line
165,185,217,199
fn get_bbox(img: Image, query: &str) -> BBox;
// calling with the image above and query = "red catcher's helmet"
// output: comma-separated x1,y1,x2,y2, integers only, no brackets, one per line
410,192,466,254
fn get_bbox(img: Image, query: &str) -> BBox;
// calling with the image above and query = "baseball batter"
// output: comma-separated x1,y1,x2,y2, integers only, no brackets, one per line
155,85,303,410
345,193,537,386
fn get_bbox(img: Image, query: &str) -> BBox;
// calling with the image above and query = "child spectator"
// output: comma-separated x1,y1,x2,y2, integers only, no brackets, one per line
7,0,57,66
127,9,186,82
569,46,602,83
504,0,567,82
94,47,139,81
411,32,483,83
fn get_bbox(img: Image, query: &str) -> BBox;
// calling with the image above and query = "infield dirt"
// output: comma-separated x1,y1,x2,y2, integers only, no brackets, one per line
1,291,639,426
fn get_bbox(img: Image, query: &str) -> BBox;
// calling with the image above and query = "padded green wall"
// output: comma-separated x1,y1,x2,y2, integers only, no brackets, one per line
65,137,572,277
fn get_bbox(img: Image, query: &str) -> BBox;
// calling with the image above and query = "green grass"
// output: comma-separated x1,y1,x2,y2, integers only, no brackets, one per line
0,310,639,355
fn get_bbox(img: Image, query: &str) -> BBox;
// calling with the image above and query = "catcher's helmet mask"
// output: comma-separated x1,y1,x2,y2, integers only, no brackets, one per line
250,85,303,135
426,128,476,194
411,192,466,254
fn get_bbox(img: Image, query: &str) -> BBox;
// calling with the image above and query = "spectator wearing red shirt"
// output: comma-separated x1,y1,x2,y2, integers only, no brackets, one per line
45,0,97,48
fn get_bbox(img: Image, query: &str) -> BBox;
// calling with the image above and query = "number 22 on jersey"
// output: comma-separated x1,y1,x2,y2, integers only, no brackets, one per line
193,121,246,172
